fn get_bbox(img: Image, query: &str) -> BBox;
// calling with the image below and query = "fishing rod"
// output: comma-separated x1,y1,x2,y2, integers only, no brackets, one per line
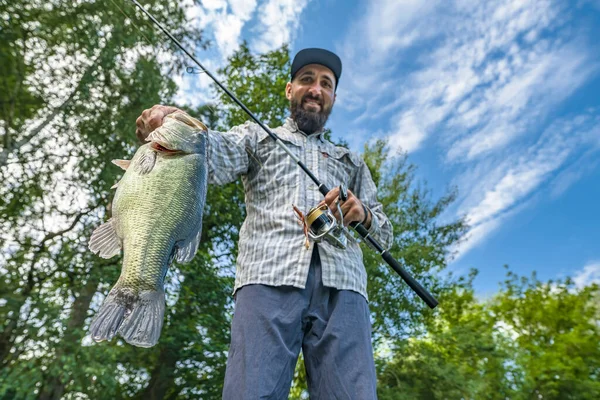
129,0,438,309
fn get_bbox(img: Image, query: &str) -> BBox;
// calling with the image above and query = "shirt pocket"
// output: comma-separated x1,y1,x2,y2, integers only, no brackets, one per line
325,146,360,190
248,131,302,204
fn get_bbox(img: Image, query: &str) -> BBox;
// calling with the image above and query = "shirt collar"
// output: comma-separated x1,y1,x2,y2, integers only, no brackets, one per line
285,117,325,143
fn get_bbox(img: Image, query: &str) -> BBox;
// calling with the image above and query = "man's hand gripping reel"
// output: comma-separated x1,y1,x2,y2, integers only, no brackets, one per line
295,184,350,249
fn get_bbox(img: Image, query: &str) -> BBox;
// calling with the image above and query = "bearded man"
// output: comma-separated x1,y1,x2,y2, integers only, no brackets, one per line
136,48,393,399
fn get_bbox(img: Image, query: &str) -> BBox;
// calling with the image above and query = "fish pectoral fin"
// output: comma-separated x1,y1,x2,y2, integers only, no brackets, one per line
175,223,203,264
111,181,119,189
88,218,122,258
135,150,157,175
111,159,131,170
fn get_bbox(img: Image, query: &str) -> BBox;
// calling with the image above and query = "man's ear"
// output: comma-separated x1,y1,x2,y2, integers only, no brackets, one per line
285,82,292,100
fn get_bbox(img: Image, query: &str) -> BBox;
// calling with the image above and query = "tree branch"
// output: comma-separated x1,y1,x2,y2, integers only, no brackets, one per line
0,47,106,168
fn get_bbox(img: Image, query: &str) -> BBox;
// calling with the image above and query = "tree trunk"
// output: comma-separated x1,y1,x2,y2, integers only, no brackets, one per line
135,344,179,400
0,212,87,366
0,44,106,168
37,272,102,400
0,265,38,366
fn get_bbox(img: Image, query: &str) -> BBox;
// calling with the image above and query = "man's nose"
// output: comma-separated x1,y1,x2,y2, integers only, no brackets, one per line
307,82,322,97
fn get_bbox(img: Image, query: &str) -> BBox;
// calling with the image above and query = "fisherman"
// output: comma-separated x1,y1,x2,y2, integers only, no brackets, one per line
136,48,393,399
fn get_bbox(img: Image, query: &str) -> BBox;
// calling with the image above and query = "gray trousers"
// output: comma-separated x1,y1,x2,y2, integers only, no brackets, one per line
222,244,377,399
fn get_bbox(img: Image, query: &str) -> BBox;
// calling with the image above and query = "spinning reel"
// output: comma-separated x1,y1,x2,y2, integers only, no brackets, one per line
135,0,438,307
300,184,352,249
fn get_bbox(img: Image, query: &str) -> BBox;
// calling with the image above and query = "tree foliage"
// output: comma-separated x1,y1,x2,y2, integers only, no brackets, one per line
378,269,600,400
1,2,598,399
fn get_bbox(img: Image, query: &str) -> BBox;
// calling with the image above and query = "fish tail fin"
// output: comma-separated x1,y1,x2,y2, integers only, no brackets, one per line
118,290,165,348
89,286,129,343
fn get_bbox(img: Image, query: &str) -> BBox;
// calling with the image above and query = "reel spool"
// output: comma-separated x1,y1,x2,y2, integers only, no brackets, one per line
305,203,347,249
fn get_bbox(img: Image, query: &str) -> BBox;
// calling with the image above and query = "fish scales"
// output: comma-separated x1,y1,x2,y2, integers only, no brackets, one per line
88,112,208,347
116,146,204,289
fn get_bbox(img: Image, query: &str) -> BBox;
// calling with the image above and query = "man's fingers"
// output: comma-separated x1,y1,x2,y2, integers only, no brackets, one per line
163,105,180,114
148,105,181,131
135,105,182,142
323,187,340,205
135,129,145,143
147,111,164,131
317,188,364,226
148,106,167,131
331,199,363,225
135,114,148,142
135,105,170,143
331,200,348,218
323,187,356,206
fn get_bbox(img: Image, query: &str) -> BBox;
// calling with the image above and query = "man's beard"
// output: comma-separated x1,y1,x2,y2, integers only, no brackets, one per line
290,95,332,135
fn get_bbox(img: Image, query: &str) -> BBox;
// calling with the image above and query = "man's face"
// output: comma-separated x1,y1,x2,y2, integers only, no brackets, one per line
286,64,337,134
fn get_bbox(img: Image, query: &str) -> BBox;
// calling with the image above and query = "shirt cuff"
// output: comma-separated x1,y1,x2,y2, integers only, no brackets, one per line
365,205,379,235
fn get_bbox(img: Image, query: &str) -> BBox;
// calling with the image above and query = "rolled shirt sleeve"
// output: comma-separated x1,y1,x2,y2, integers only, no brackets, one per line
352,157,394,251
198,116,393,300
206,121,259,186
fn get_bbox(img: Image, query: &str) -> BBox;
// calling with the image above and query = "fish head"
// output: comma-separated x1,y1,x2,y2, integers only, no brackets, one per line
145,112,207,155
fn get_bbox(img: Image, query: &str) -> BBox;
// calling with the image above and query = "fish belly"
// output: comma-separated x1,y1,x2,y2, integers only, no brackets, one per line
90,149,207,347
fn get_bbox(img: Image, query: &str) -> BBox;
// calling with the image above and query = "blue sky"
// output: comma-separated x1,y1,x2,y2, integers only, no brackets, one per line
173,0,600,294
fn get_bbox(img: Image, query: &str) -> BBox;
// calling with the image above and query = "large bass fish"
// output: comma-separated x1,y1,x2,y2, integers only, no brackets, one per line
88,112,208,347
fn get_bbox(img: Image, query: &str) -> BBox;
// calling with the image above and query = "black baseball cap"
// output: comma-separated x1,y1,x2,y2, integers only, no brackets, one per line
291,48,342,90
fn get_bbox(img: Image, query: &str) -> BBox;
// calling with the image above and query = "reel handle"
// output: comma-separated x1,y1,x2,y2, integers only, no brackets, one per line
320,184,438,309
130,0,438,310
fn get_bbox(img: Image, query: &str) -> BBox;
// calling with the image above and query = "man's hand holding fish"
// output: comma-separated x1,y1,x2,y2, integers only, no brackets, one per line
89,48,393,400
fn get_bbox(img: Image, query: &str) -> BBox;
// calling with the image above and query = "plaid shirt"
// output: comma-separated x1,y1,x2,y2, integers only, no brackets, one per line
206,118,393,300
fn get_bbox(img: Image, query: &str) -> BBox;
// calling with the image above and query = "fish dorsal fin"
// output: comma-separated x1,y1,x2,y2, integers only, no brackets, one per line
135,150,157,175
89,218,121,258
111,159,131,170
175,222,203,263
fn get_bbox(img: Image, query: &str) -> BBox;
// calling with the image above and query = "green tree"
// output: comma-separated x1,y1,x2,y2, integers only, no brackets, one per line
491,269,600,400
377,271,515,400
215,41,291,129
377,268,600,400
0,0,207,398
362,141,467,343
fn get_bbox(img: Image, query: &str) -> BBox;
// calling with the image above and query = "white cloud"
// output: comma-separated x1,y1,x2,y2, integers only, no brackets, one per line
173,0,312,107
446,45,594,161
549,148,600,198
360,0,440,62
339,0,597,155
338,0,600,259
337,0,440,123
452,113,600,258
180,0,257,59
573,261,600,288
181,0,311,57
213,13,247,57
251,0,311,53
453,215,503,257
387,112,428,153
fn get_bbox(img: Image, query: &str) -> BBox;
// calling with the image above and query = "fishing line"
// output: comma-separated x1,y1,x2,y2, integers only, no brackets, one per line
129,0,439,308
109,0,213,94
108,0,154,50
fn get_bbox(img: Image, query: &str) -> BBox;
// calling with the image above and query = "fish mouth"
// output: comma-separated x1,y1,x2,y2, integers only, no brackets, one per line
151,141,182,154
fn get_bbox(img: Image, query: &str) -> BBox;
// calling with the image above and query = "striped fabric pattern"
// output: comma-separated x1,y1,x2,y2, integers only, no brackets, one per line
206,118,394,300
